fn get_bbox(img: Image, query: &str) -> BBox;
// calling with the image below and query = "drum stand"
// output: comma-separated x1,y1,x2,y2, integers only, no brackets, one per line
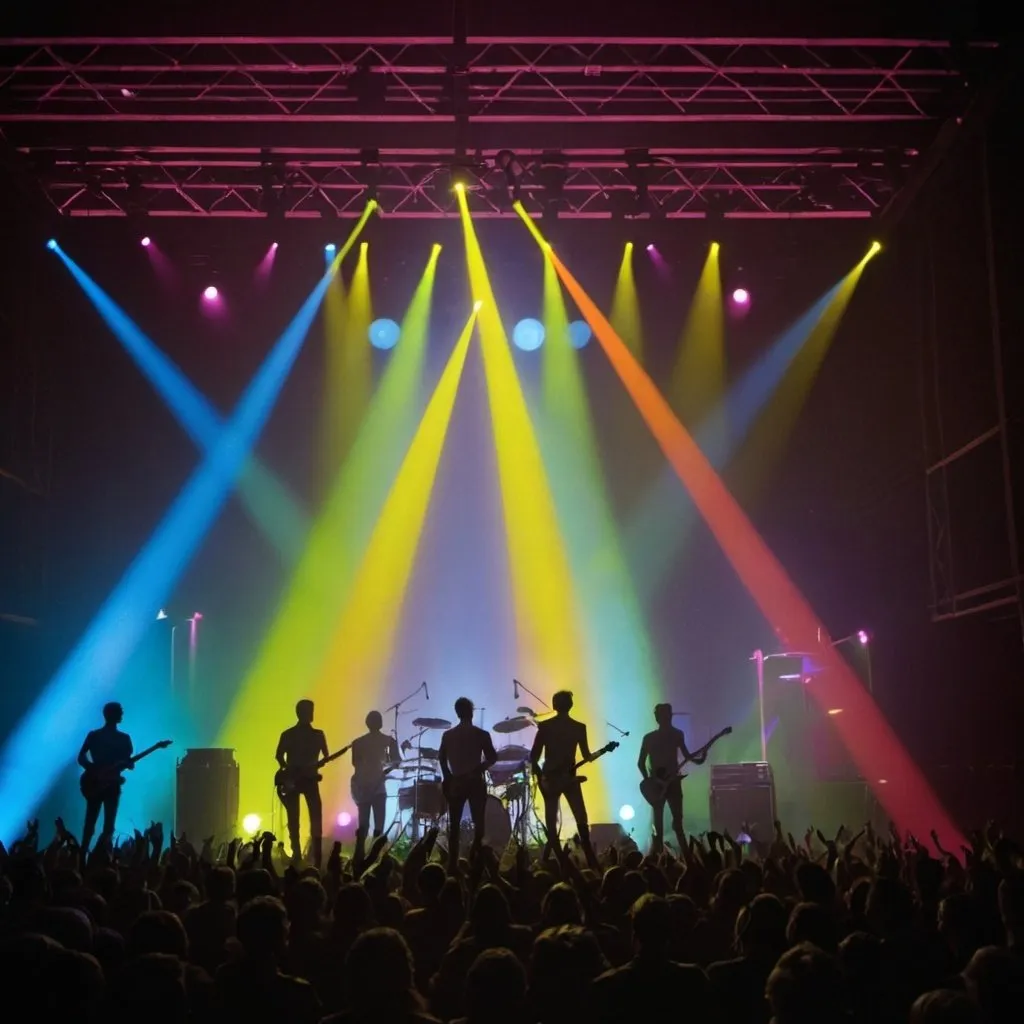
385,681,428,840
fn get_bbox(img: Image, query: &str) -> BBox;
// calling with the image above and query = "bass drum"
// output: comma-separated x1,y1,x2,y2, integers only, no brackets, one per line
460,794,511,851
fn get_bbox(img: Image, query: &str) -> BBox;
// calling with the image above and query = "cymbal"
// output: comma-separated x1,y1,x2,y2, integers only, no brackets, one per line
415,747,440,760
516,706,537,716
494,745,530,762
411,717,451,730
493,716,532,734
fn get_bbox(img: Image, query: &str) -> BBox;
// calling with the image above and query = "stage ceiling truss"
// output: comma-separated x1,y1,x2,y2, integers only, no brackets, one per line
0,37,999,219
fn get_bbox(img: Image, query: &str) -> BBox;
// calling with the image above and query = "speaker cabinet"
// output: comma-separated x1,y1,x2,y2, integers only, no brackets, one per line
176,748,239,841
710,762,776,839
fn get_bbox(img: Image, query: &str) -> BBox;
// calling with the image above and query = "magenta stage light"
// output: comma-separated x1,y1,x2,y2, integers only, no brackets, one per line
203,285,219,301
141,236,152,247
732,287,750,305
337,811,352,827
271,242,279,249
646,243,655,251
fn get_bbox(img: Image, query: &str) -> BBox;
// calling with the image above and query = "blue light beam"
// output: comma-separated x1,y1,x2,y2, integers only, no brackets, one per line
0,259,339,841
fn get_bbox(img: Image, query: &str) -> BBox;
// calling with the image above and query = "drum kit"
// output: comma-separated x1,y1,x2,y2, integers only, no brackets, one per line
389,707,547,848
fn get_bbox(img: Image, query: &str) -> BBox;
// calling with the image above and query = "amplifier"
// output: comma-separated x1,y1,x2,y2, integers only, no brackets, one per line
710,762,776,839
176,748,239,841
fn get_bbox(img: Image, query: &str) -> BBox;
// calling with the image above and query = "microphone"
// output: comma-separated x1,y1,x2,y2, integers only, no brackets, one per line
513,678,520,699
423,680,430,700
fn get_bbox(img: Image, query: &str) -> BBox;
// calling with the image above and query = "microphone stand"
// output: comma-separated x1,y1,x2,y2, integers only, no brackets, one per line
385,683,425,840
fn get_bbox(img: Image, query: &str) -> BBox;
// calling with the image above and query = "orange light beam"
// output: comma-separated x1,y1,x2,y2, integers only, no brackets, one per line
550,250,965,852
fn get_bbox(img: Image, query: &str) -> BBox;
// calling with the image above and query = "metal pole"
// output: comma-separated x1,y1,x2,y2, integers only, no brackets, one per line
753,649,767,762
981,136,1024,654
170,624,177,698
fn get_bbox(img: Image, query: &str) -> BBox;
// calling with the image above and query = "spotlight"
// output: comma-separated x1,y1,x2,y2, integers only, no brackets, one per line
45,239,57,250
512,318,545,351
731,287,750,305
827,708,844,716
325,243,336,254
155,609,168,621
203,285,219,301
141,236,151,247
858,629,869,645
646,243,655,251
619,804,635,822
242,813,261,835
336,811,352,828
454,181,465,193
568,320,592,349
625,241,634,249
473,299,483,311
271,241,279,249
368,318,400,350
869,240,882,255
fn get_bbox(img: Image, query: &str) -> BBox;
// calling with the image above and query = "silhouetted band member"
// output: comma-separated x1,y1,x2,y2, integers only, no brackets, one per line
276,699,328,868
439,697,497,870
350,710,400,861
638,703,702,850
530,690,598,868
78,702,133,853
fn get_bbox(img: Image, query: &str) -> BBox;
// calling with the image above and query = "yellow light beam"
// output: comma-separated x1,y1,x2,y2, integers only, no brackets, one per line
314,307,478,802
610,242,643,359
340,241,374,448
459,190,610,819
671,242,725,426
321,269,348,482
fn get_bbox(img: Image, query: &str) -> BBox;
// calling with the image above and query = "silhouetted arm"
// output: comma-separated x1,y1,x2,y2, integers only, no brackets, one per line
319,730,329,759
438,733,451,781
481,730,498,770
637,736,650,778
275,732,287,769
77,733,93,770
386,735,401,766
530,729,544,775
579,724,594,762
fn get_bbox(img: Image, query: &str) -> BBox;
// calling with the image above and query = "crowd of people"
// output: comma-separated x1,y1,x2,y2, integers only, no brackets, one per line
1,817,1021,1022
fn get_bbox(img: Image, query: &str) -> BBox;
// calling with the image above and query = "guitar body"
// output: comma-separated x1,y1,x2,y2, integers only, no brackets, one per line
638,726,733,807
275,768,323,801
639,773,687,807
79,769,124,802
79,739,173,802
350,771,389,807
537,741,619,799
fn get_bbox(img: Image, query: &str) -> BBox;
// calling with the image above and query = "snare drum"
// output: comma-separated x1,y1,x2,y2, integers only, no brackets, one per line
460,794,512,850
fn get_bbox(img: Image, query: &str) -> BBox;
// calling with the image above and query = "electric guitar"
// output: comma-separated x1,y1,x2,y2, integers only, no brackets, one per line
79,740,173,801
639,726,733,806
441,763,489,803
537,741,620,797
275,744,351,800
350,761,401,806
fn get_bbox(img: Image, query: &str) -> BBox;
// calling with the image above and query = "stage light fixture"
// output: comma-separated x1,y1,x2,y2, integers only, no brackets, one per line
141,236,151,247
619,804,635,822
203,286,219,301
512,318,545,351
325,243,336,254
732,287,750,305
271,241,279,250
46,239,57,250
336,811,352,827
368,318,400,350
568,319,592,349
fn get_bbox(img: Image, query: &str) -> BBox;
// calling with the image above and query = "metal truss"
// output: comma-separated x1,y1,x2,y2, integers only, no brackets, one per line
0,36,998,219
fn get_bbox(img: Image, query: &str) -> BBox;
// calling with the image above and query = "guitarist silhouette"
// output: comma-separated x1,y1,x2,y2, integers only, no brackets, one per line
638,703,703,851
529,690,600,869
77,702,133,854
276,699,329,868
349,710,400,862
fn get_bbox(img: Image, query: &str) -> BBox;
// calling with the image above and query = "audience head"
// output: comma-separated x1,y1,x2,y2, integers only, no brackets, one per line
962,945,1024,1023
108,953,187,1024
766,942,847,1024
541,882,582,928
129,910,188,959
787,901,838,953
910,989,983,1024
236,896,289,960
530,925,609,1020
465,948,527,1022
736,892,789,958
470,883,511,938
631,893,673,956
345,927,422,1013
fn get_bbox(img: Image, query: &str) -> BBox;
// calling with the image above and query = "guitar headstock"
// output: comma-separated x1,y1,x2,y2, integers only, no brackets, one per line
601,741,620,754
156,740,173,749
